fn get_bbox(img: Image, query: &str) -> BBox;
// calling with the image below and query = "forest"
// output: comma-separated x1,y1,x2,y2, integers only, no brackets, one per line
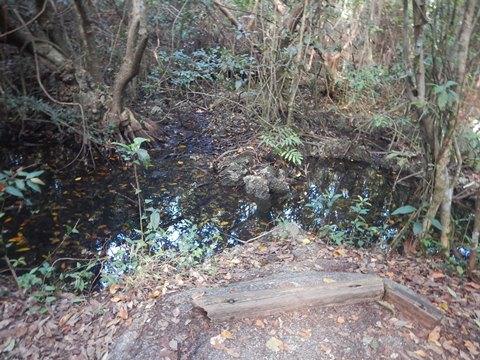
0,0,479,359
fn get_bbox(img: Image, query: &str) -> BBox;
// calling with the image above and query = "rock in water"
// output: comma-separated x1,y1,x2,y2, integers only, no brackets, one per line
244,175,270,200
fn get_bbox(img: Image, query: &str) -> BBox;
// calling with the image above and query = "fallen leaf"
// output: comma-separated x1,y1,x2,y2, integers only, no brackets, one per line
255,319,265,329
323,277,336,283
266,337,284,352
445,286,457,298
431,271,445,279
413,349,427,357
320,343,331,353
110,295,124,303
117,307,128,320
59,310,77,327
301,238,311,245
464,340,479,356
439,302,449,312
149,290,161,299
230,258,241,264
465,282,480,290
221,330,234,340
350,314,359,321
428,327,441,346
337,316,345,324
298,329,312,338
385,271,394,278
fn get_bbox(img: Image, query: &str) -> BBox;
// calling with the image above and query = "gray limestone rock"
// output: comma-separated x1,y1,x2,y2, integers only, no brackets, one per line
243,175,270,200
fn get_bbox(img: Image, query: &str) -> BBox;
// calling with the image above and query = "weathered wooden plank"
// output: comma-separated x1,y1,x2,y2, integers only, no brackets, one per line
192,272,385,321
383,279,443,329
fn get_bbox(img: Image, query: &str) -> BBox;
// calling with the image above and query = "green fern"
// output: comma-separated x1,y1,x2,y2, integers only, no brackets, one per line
260,126,304,165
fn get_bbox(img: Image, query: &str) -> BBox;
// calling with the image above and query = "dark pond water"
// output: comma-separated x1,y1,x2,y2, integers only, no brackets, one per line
0,113,412,271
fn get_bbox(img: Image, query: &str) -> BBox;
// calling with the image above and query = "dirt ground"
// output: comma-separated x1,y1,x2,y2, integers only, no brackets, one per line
105,227,480,360
1,224,479,359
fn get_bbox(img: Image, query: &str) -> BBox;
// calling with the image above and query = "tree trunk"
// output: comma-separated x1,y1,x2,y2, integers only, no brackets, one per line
110,0,149,114
105,0,158,142
73,0,103,83
468,191,480,273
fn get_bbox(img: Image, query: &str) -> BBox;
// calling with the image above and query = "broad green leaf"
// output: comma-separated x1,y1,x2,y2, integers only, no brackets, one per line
5,186,24,198
437,91,448,110
25,170,44,179
445,80,457,88
426,215,443,231
391,205,416,216
26,182,41,193
413,222,423,236
150,211,160,230
15,179,26,190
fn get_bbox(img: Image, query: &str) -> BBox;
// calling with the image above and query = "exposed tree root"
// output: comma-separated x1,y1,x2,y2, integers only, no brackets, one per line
103,107,160,144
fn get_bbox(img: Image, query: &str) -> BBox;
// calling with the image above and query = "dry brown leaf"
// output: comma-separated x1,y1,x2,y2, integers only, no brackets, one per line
298,329,312,338
350,314,360,321
255,319,265,329
149,290,161,299
58,310,77,327
337,316,345,324
266,337,284,352
320,343,331,354
413,349,427,357
464,340,479,356
428,326,441,346
465,282,480,290
117,307,128,320
109,284,122,295
431,271,445,279
110,295,124,303
385,271,394,278
439,302,449,312
221,330,234,340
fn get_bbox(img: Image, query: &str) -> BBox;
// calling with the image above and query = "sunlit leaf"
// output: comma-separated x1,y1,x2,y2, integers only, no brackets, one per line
30,177,45,185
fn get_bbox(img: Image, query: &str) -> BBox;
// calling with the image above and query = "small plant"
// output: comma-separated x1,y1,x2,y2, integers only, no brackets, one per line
0,168,45,210
260,126,304,165
315,194,387,247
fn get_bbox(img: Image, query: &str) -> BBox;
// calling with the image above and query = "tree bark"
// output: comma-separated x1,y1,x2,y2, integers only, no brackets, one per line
73,0,103,83
111,0,149,115
468,191,480,273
